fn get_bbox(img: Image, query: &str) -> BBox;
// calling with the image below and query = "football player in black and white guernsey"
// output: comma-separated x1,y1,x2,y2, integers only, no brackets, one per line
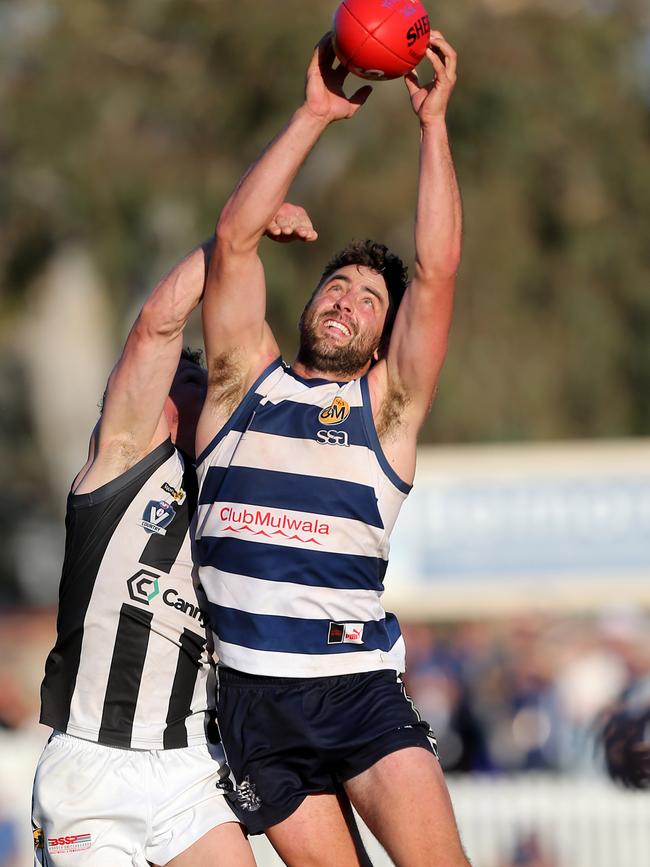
32,204,317,867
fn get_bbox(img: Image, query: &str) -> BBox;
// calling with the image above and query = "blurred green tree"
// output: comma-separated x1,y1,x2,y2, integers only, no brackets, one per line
1,0,649,448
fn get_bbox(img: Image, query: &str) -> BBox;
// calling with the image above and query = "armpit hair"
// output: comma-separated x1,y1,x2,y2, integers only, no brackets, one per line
207,350,247,416
375,382,411,442
102,432,142,476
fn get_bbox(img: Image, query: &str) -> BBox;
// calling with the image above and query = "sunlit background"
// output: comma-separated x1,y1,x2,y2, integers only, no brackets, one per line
1,0,650,865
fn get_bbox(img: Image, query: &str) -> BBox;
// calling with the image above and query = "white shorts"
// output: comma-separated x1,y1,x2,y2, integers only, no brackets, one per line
31,732,240,866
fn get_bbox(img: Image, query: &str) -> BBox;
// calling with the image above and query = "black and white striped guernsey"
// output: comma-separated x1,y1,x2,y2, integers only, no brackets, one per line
40,439,217,750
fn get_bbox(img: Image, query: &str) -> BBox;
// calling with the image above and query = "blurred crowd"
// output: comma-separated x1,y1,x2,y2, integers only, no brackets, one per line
402,608,650,776
1,607,648,866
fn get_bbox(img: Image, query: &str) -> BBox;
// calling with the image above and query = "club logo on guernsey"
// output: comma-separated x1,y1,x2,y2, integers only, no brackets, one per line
139,500,175,535
318,397,350,426
235,777,262,812
220,507,330,543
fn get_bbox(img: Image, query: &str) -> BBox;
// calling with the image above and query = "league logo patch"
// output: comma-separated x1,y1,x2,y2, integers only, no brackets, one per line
139,500,175,536
318,396,350,426
328,622,365,645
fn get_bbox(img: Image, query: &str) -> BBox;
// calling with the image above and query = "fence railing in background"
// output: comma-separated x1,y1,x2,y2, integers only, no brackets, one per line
448,773,650,867
3,731,649,867
251,773,650,867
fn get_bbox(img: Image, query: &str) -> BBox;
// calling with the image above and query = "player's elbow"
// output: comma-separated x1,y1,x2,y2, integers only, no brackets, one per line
137,294,184,342
214,207,259,258
415,249,461,283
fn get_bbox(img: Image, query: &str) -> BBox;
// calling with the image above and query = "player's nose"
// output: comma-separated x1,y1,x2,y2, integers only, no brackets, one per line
334,294,353,313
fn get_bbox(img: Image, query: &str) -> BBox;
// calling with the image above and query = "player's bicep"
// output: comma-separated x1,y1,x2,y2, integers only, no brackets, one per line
202,245,278,370
386,275,455,419
98,318,179,448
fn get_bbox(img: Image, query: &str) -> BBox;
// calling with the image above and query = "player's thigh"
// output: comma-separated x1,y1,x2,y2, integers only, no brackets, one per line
264,792,365,867
164,821,255,867
344,747,470,867
32,735,145,867
146,742,251,867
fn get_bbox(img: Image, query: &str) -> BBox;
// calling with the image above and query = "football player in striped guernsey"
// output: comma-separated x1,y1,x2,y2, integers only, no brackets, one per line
32,205,315,867
194,30,470,867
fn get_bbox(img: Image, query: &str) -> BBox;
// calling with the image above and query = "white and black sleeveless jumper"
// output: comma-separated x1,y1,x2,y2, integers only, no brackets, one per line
40,439,217,750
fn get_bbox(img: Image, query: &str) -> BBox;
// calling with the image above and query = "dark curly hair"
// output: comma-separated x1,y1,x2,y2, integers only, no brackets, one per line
317,240,409,353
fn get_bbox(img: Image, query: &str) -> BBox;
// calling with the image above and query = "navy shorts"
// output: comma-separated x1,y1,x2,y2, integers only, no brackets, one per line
216,666,437,834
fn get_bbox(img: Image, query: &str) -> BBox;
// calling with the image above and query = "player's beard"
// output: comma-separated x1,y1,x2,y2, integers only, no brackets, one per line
297,308,380,377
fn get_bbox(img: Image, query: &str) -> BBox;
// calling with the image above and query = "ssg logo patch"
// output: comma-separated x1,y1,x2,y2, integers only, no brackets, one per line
316,429,349,447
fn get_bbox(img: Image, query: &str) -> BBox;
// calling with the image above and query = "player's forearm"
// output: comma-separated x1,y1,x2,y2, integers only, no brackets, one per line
216,106,328,253
413,119,462,283
137,241,213,341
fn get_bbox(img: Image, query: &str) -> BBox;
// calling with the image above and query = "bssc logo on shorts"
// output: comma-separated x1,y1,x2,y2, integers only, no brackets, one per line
47,833,92,854
328,622,365,645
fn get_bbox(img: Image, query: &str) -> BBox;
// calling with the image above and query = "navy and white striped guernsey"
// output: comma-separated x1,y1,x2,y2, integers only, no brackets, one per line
195,358,411,678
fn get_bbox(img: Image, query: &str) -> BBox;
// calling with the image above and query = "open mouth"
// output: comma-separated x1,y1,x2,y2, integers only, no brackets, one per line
322,319,352,338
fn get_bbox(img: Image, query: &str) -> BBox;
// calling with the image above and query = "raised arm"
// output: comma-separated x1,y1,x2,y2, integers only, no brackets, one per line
383,33,461,429
199,35,372,440
73,242,211,494
74,206,312,494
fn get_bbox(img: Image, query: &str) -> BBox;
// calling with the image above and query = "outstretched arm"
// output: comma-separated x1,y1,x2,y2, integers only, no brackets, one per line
73,243,210,494
74,205,314,493
382,32,461,429
199,35,372,442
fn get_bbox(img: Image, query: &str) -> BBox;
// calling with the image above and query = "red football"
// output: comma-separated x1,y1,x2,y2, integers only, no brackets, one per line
333,0,431,81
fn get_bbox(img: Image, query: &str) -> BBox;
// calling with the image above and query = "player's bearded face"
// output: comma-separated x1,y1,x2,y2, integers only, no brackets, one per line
297,303,382,376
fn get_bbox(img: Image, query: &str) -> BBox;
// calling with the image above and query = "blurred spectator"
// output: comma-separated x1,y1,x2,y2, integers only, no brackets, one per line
498,832,559,867
0,673,31,731
0,807,19,867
